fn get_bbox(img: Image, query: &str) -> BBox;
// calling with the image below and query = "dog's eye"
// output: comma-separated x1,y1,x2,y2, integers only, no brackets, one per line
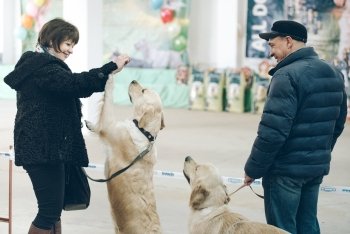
142,89,146,93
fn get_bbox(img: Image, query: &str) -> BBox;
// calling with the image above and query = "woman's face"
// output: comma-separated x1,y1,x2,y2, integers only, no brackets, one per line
49,40,75,61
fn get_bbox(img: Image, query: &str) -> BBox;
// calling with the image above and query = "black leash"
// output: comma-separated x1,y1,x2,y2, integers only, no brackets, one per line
248,185,264,199
83,119,156,183
83,142,153,183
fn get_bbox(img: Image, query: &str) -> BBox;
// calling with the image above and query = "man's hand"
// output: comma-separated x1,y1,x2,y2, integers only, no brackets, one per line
112,54,130,73
244,174,255,186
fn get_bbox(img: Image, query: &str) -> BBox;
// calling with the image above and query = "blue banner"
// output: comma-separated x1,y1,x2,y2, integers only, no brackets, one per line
245,0,284,58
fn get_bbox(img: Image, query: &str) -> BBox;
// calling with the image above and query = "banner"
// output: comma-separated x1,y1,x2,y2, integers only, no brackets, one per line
245,0,284,58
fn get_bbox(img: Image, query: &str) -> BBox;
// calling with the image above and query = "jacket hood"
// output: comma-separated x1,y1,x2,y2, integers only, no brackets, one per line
3,51,68,90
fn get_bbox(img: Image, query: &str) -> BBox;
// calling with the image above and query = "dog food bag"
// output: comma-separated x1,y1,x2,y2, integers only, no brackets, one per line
205,70,225,112
225,69,245,113
189,68,206,110
252,73,270,114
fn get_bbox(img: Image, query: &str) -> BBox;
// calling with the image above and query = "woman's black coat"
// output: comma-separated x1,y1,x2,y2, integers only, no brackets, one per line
4,51,117,167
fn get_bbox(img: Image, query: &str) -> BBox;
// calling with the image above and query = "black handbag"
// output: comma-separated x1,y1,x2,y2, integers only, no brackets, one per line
63,164,91,211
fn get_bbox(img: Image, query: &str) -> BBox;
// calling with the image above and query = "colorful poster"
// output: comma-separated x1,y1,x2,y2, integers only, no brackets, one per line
104,0,190,68
286,0,347,62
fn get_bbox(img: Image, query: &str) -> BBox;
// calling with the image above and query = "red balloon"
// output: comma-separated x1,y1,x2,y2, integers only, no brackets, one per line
160,8,174,24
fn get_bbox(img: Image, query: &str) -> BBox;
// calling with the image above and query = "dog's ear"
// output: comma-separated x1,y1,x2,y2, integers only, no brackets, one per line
139,106,154,129
160,112,165,130
139,107,165,131
190,185,209,210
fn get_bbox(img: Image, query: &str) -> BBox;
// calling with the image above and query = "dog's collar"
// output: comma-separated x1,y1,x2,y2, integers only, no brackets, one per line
133,119,155,142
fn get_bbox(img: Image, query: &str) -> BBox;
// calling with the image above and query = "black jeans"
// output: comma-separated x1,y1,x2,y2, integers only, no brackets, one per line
24,163,65,230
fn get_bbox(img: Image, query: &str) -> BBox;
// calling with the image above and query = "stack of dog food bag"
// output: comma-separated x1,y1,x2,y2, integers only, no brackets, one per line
188,65,271,114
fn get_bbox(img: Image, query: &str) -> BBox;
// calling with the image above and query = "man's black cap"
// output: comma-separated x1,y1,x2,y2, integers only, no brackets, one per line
259,20,307,43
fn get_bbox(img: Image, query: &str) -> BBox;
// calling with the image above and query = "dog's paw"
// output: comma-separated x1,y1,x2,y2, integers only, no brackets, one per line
85,120,96,132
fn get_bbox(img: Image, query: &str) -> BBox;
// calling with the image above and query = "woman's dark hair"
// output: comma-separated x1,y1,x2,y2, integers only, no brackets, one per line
37,18,79,52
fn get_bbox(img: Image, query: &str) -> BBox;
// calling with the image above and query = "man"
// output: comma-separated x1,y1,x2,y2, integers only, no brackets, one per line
244,20,347,234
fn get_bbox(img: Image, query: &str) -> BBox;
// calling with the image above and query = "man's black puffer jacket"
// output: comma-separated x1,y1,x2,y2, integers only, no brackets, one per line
245,47,347,179
4,51,117,167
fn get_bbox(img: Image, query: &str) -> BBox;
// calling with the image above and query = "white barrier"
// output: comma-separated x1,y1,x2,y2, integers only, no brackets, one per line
2,152,350,195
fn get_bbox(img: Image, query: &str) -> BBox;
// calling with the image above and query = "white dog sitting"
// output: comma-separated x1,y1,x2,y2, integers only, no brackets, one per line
183,156,288,234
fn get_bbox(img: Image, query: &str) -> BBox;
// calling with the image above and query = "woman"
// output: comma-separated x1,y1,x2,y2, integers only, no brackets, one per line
3,18,130,233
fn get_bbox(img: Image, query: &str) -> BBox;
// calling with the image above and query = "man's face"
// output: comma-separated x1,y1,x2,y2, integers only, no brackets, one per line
268,36,290,63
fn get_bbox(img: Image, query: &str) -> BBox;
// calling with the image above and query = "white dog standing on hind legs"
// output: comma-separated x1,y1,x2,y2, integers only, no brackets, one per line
86,76,165,234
